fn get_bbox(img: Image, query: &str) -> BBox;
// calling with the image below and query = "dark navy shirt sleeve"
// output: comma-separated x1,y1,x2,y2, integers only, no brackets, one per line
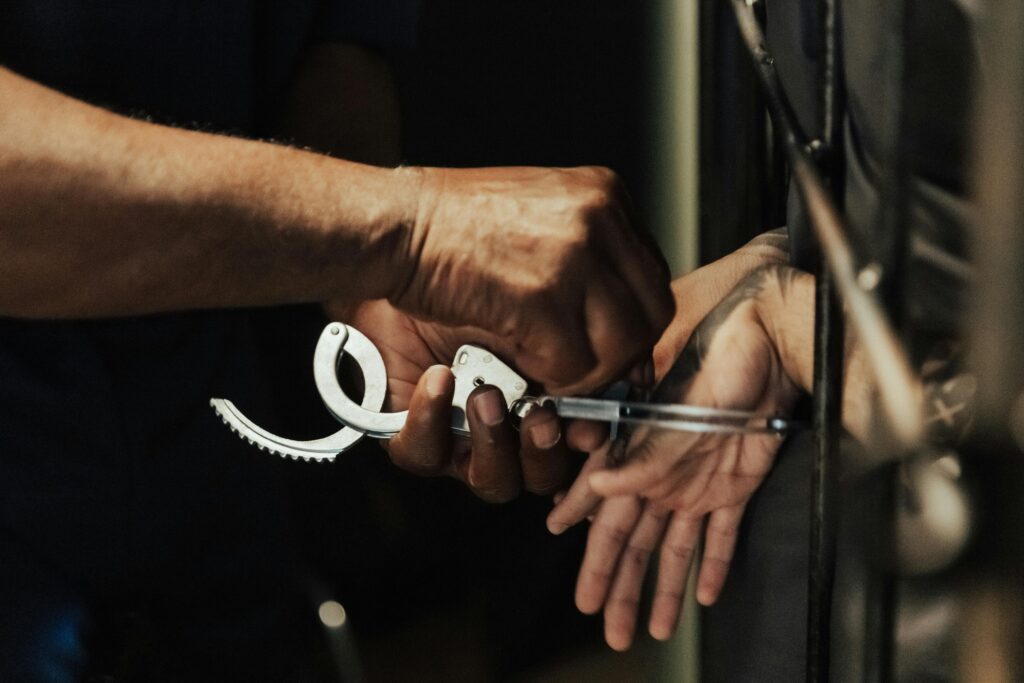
315,0,420,50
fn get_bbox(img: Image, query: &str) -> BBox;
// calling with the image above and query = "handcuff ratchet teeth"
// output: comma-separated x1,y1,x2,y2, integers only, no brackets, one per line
210,323,529,462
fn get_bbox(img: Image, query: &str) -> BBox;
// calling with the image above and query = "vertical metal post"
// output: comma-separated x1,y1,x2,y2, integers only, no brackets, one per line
807,0,844,680
808,265,843,683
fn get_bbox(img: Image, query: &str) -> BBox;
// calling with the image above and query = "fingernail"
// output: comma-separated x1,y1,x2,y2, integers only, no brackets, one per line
650,623,674,641
475,388,506,426
426,366,452,398
548,520,568,535
529,418,561,449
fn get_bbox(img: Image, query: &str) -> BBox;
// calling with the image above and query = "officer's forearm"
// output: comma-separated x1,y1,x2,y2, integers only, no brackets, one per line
0,66,419,319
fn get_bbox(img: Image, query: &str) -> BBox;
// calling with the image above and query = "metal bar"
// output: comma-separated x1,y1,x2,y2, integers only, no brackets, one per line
728,0,924,455
862,536,897,683
809,263,843,682
807,0,844,677
873,0,911,312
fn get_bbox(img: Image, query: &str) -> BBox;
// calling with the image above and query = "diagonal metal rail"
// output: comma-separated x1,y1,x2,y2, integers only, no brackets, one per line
728,0,924,454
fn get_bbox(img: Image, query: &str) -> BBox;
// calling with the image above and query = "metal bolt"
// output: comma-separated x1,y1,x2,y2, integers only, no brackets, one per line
857,263,883,291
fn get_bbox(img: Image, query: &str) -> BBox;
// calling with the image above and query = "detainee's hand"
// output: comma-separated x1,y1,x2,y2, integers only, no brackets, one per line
548,230,791,533
551,262,805,650
391,166,674,396
332,299,607,502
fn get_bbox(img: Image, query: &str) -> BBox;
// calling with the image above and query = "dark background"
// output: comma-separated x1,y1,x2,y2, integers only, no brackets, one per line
277,2,659,680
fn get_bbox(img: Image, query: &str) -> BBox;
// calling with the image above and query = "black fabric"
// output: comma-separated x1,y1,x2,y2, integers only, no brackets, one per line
0,2,415,679
704,0,975,680
769,0,975,344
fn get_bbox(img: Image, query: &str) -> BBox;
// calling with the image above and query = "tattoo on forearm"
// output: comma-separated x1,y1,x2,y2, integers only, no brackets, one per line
749,227,789,249
745,228,790,262
658,265,796,398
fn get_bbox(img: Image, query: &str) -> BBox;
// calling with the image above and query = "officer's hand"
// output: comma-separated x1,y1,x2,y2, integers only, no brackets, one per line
392,166,674,397
338,299,606,501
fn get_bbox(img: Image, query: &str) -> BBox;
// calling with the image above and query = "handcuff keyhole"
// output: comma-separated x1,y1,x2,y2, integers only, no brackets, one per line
473,376,485,387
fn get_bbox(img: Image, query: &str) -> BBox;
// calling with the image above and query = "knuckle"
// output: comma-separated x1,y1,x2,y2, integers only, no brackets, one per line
583,565,615,586
654,588,685,604
583,165,619,187
519,272,560,303
663,541,696,563
595,522,632,547
624,544,653,567
708,522,740,541
608,595,641,613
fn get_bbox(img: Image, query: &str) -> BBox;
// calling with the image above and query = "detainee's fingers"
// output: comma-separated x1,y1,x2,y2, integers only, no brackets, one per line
575,495,643,615
696,504,745,606
589,428,699,498
602,504,670,651
565,419,609,453
466,385,522,503
547,440,611,534
519,405,570,495
648,513,702,641
387,365,455,476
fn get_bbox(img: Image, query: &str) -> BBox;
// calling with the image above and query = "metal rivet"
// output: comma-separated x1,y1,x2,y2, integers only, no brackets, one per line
330,326,340,335
857,263,883,291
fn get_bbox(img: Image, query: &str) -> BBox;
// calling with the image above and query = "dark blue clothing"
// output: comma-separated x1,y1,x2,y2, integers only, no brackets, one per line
0,2,416,680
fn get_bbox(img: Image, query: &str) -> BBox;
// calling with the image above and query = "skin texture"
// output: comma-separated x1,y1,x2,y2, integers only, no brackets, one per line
578,265,807,651
548,230,792,537
291,46,646,498
0,48,673,500
0,64,671,393
333,299,609,501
